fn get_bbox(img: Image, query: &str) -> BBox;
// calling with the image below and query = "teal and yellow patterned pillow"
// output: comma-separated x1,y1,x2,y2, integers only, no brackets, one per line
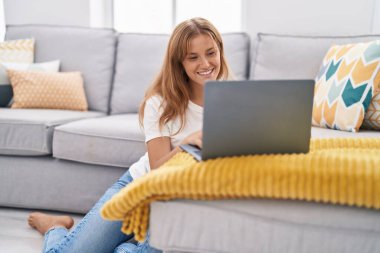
312,40,380,132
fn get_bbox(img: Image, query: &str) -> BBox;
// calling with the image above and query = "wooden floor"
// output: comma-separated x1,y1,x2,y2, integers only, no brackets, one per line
0,207,82,253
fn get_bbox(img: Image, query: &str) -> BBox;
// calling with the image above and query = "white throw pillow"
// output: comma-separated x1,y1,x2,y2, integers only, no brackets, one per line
0,60,60,84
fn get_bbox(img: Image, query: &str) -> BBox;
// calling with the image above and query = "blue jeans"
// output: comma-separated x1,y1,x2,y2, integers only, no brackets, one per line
42,170,161,253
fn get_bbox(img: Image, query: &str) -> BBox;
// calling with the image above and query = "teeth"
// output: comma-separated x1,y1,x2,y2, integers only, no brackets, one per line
198,69,213,75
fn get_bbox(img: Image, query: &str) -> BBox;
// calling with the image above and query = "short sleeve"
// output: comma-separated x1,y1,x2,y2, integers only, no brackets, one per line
143,96,170,142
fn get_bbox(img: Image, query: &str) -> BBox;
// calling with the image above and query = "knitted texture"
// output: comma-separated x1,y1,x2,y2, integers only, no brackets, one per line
101,138,380,241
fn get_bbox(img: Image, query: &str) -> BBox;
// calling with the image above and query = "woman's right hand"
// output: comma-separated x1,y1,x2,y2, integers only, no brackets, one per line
180,130,203,148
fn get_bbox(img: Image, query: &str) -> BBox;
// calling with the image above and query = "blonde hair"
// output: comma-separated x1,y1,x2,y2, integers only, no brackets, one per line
139,17,231,133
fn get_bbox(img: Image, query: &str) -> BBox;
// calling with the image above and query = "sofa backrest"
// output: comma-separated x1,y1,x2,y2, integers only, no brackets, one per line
250,33,380,80
5,25,116,113
110,32,250,114
111,33,168,115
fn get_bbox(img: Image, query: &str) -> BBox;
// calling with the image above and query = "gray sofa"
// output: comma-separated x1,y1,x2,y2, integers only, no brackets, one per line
0,25,249,213
1,25,380,253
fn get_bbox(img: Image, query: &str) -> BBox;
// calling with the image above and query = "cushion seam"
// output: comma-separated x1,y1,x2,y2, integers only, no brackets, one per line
53,154,131,168
54,129,144,142
0,146,50,154
250,34,262,80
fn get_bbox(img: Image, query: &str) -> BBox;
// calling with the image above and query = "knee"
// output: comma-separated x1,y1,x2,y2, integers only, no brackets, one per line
113,242,137,253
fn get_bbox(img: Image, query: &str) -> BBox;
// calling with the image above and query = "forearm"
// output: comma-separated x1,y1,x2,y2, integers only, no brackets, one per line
150,146,183,170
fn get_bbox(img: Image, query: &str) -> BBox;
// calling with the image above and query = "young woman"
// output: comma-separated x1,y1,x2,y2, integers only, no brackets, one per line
28,17,231,253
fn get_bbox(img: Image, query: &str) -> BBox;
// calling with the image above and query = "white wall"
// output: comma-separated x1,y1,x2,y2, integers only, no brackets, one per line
4,0,90,26
244,0,375,38
0,0,4,41
2,0,380,37
373,0,380,33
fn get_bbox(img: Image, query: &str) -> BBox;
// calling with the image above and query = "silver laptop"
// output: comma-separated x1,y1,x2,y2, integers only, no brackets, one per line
180,80,315,161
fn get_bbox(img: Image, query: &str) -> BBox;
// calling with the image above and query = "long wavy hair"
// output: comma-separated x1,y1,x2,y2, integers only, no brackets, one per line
139,17,231,134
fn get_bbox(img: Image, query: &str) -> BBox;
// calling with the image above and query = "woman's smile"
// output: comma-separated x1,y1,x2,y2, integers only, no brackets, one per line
197,68,214,77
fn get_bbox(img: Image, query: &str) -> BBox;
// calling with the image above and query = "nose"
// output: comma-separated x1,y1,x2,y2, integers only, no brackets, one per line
199,56,210,67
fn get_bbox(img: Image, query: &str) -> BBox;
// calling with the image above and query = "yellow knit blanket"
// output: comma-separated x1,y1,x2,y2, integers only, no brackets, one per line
101,138,380,241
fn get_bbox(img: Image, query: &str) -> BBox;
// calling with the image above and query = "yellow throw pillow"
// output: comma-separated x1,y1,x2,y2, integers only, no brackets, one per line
312,40,380,132
0,38,34,63
8,70,88,111
0,38,34,107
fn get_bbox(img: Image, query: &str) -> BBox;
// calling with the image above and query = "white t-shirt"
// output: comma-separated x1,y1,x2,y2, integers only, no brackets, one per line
129,95,203,179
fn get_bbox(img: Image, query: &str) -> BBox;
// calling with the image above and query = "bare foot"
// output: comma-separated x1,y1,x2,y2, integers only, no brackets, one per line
28,212,74,235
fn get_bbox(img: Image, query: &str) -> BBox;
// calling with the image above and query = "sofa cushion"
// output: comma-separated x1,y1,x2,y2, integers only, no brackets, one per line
250,33,380,80
1,60,60,84
0,38,35,107
53,114,146,167
312,41,380,132
150,199,380,253
8,70,88,111
0,109,104,156
0,155,126,213
224,33,250,80
111,34,168,115
110,33,250,114
5,25,116,113
0,60,60,107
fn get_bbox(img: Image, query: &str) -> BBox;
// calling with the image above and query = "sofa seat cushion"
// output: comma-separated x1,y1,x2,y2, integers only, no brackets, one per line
53,114,146,167
0,108,104,156
150,199,380,253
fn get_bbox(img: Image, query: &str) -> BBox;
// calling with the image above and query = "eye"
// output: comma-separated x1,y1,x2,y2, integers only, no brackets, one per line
208,51,216,56
188,56,198,61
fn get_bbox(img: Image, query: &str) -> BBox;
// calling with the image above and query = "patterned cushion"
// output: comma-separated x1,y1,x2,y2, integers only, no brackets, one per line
312,40,380,132
0,60,60,107
0,38,34,107
362,92,380,129
8,70,88,111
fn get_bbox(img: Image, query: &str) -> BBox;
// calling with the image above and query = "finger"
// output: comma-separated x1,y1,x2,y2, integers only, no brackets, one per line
196,139,202,149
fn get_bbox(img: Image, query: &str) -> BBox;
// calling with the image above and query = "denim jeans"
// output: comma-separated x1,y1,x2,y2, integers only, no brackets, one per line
42,170,161,253
114,233,162,253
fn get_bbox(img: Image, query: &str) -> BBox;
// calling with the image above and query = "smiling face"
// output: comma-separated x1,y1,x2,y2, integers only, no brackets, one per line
182,33,221,88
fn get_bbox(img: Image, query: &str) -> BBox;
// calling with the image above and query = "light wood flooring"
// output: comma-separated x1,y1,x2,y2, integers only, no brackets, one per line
0,207,82,253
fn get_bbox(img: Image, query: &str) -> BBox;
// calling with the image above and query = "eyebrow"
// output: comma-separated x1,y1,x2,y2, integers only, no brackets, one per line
188,47,216,55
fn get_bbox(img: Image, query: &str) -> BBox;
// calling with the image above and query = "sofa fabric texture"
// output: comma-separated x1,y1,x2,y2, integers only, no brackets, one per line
250,33,380,80
111,34,169,114
53,114,145,167
0,108,104,155
0,155,126,213
5,25,116,113
150,200,380,253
